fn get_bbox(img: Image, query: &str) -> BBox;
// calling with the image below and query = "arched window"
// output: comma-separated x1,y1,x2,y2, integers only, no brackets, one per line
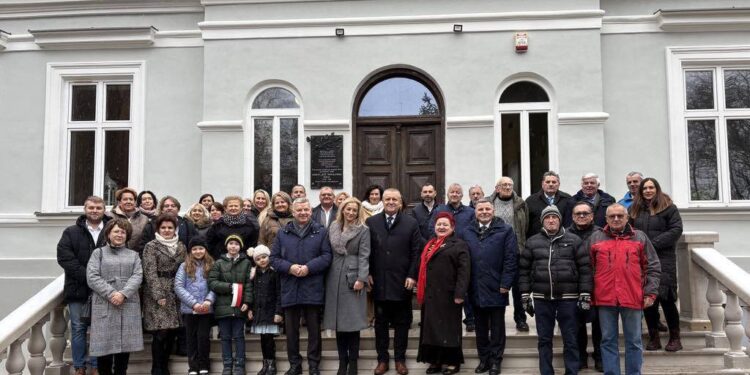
358,77,440,117
249,86,302,194
497,80,553,197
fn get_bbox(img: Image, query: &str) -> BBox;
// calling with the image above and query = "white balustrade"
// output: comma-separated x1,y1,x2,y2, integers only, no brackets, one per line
27,319,47,375
47,305,70,374
704,276,728,348
5,337,26,375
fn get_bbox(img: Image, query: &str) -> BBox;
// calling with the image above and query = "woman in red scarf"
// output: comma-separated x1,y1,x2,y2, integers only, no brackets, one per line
416,212,471,375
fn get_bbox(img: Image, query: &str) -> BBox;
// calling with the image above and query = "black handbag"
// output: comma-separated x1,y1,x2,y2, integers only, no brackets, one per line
79,294,92,325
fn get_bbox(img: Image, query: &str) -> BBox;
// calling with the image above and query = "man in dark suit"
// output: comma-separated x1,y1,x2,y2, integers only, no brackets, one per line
406,182,437,241
311,186,337,228
366,188,424,375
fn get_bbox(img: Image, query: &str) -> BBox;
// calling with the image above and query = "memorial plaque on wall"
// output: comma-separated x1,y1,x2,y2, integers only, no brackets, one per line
310,135,344,189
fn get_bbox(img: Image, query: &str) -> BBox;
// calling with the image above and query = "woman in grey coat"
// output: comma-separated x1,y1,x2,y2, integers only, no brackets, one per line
86,218,144,375
323,197,370,375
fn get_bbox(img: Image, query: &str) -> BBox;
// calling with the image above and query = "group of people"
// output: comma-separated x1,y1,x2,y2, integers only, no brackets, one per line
56,170,682,375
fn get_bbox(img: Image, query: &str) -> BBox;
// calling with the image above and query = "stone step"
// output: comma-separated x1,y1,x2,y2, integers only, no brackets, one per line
121,347,729,374
136,329,708,353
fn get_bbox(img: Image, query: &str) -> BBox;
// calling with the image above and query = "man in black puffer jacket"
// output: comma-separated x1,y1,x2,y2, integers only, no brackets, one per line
519,205,592,375
57,196,111,375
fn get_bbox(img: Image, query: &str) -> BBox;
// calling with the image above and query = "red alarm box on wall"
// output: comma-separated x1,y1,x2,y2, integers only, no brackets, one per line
515,32,528,53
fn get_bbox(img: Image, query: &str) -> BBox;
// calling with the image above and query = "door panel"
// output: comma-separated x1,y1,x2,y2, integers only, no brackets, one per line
356,122,442,209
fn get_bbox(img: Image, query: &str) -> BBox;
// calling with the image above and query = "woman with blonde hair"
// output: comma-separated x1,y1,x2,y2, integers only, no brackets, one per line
251,189,271,219
259,191,294,247
335,192,351,207
323,197,371,375
185,203,212,238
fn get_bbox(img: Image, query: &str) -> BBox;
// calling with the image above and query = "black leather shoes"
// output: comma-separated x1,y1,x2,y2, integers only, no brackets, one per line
442,366,460,375
489,362,501,375
516,322,529,332
474,362,490,374
425,365,442,374
284,365,302,375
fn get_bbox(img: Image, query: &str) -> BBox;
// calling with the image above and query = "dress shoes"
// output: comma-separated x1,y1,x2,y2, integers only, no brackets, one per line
395,361,409,375
474,361,490,374
374,362,389,375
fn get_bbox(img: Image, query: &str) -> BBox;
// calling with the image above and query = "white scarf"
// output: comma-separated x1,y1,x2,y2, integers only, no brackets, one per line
362,200,384,215
155,232,179,255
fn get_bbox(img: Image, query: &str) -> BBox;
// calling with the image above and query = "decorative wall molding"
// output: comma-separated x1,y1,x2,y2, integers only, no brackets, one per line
0,1,202,20
197,120,243,132
202,0,332,4
303,119,349,131
601,15,660,34
199,10,605,40
2,29,202,51
658,8,750,32
0,213,77,226
30,26,157,49
602,8,750,34
557,112,609,126
446,115,494,129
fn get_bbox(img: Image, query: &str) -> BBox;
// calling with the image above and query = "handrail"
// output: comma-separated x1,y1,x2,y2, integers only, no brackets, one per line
691,247,750,304
0,274,64,351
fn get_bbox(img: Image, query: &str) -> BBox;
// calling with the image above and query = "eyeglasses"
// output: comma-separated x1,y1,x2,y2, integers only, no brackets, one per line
573,212,592,217
607,214,626,219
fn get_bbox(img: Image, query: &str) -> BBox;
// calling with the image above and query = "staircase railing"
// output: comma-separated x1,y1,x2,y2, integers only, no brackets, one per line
0,274,68,375
676,232,750,370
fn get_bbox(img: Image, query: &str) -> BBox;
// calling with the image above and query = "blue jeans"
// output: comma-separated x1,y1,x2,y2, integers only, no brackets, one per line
598,306,643,375
68,302,97,369
218,317,246,367
534,299,579,375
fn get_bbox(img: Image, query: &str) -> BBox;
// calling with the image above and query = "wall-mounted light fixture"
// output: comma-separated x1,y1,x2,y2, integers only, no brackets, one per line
335,28,345,37
453,24,463,33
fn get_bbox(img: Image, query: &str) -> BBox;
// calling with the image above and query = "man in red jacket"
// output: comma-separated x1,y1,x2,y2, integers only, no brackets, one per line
587,203,660,375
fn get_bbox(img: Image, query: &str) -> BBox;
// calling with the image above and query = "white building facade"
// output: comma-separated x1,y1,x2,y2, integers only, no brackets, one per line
1,0,749,316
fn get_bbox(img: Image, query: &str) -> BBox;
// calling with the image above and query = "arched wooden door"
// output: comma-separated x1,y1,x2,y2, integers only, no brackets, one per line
353,69,445,208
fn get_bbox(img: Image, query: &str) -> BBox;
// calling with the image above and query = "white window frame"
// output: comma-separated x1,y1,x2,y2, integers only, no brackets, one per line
244,84,304,198
42,61,145,213
666,46,750,208
494,79,558,198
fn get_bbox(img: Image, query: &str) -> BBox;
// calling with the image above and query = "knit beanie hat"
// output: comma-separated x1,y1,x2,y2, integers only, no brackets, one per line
247,244,271,260
541,205,562,223
225,234,244,249
188,236,207,251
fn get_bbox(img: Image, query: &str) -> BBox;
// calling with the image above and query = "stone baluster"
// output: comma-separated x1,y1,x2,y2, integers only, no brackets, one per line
5,335,27,375
47,305,70,375
745,305,750,358
704,276,728,348
722,290,749,368
27,319,47,375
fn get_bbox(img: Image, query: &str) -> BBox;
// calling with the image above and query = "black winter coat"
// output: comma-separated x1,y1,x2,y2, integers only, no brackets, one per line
631,203,683,300
565,189,616,228
519,228,592,299
366,212,424,301
138,216,199,254
406,202,436,241
250,267,282,325
206,215,260,260
419,236,471,349
567,224,601,242
57,215,111,303
525,190,572,238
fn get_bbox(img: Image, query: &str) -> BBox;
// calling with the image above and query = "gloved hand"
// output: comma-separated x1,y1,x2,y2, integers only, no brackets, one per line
578,293,591,311
521,294,534,317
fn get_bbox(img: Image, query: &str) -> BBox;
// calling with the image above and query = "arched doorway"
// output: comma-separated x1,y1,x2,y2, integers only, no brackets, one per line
353,69,445,208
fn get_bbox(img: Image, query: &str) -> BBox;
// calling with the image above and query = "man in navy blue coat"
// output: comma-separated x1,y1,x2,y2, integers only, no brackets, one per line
270,198,332,375
461,198,517,375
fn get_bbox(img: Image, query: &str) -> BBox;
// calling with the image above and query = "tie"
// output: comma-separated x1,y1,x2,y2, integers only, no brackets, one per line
480,225,488,234
387,216,394,229
547,196,554,205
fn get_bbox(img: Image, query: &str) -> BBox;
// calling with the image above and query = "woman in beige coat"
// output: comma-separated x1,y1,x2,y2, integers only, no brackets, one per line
258,191,294,247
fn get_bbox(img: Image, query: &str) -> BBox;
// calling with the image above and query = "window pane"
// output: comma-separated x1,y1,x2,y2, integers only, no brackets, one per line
106,84,131,121
687,120,719,200
724,70,750,109
501,113,522,195
685,70,714,110
499,81,549,103
279,118,298,193
254,118,273,193
727,119,750,200
103,130,130,206
358,77,439,117
68,131,95,206
529,112,549,188
252,88,299,109
71,85,97,121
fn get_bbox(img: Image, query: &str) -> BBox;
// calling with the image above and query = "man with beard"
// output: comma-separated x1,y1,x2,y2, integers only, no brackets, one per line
407,183,437,241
